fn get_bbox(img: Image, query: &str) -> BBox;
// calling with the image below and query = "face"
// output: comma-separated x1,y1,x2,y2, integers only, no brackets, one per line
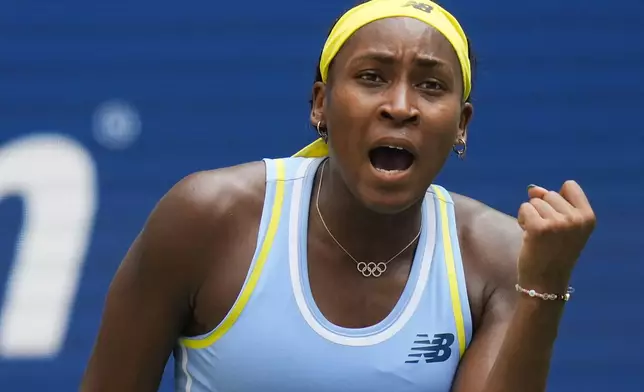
310,17,473,214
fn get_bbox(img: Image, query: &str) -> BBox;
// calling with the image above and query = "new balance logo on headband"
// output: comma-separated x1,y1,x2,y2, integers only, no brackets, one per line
405,333,454,363
403,1,434,13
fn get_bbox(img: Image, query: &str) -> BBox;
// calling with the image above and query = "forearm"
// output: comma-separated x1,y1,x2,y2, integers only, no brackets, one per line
482,297,565,392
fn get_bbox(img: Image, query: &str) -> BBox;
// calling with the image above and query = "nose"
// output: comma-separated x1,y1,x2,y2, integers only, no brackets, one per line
379,83,420,126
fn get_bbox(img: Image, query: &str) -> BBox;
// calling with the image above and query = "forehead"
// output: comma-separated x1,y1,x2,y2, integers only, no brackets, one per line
334,17,460,69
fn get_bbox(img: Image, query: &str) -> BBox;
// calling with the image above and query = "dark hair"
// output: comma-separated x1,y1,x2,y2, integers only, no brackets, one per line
310,0,477,110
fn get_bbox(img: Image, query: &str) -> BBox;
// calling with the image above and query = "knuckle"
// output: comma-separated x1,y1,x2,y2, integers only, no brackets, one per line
545,214,571,232
518,202,531,217
551,220,568,233
546,190,560,200
583,211,597,228
566,212,584,227
563,179,578,189
530,220,549,235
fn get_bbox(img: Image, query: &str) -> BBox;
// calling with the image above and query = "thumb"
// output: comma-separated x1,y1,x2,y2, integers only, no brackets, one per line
527,184,548,199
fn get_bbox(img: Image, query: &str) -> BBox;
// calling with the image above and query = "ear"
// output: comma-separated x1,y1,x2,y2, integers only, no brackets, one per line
456,102,473,144
310,81,327,128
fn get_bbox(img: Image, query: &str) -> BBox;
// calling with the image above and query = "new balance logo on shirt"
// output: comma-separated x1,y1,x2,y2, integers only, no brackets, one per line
405,333,454,363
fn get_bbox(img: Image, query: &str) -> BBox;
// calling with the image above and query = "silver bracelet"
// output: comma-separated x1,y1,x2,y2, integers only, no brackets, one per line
515,284,575,302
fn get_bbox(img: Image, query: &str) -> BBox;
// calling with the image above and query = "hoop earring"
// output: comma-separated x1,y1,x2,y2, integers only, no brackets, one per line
453,138,467,160
316,121,328,142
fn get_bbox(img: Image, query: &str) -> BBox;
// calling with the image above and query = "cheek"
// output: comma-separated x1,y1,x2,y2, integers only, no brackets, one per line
421,100,462,138
417,102,462,163
330,84,376,122
328,86,364,120
327,87,372,153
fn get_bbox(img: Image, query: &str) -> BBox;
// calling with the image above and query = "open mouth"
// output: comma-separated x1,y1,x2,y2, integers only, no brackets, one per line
368,146,415,173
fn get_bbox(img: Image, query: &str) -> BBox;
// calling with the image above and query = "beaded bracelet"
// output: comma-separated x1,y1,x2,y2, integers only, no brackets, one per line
515,284,575,302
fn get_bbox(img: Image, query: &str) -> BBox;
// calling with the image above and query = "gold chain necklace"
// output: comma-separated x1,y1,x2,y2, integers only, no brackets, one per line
315,159,422,278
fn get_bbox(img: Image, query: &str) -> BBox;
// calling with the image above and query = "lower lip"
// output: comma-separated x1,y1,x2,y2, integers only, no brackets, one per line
369,163,414,182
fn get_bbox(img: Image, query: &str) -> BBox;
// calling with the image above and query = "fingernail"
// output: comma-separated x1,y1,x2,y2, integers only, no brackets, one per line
527,184,538,190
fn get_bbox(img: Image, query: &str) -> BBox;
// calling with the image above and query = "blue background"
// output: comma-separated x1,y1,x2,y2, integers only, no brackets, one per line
1,0,642,390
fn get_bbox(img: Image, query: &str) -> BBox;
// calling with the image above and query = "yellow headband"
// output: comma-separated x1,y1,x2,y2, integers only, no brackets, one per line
293,0,471,158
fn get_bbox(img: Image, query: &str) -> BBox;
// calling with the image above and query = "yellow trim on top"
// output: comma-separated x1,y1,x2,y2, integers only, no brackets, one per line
181,159,287,349
432,185,467,358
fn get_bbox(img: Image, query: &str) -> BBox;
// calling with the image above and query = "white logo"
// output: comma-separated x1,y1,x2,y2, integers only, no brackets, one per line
93,100,142,150
0,134,98,359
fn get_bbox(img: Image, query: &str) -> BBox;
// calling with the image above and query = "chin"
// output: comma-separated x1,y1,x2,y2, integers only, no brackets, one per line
357,186,424,215
342,162,426,214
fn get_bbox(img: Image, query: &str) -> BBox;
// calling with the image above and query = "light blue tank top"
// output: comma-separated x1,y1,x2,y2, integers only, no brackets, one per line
173,157,473,392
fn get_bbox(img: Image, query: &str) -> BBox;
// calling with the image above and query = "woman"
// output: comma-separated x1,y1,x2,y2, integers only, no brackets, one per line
81,1,596,391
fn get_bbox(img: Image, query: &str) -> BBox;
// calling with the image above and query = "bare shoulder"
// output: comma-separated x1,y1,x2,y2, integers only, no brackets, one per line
80,161,267,391
141,160,266,266
156,160,266,229
153,160,272,334
123,159,268,305
157,162,266,224
449,193,523,324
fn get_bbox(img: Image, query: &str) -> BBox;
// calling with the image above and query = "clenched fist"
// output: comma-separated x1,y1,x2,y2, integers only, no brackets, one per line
517,180,596,293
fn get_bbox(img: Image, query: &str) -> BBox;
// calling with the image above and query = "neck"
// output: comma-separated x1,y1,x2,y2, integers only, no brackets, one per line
312,159,423,262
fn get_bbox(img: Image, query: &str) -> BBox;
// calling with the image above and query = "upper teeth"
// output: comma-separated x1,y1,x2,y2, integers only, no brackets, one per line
386,145,404,150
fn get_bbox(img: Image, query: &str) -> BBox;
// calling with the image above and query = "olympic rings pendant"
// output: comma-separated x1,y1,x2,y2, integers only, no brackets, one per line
356,262,388,278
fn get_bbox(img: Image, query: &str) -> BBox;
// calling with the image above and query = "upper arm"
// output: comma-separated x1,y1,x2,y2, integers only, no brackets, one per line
450,196,523,392
80,172,228,392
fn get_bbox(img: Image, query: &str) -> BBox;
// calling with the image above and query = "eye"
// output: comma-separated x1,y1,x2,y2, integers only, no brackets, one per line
418,80,444,91
358,71,385,84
